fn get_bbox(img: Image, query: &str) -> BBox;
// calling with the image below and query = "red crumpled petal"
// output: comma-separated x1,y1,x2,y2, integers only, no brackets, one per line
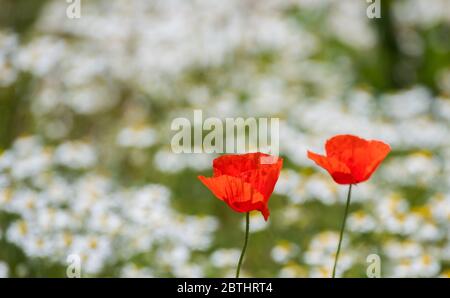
307,151,355,184
198,175,270,220
199,152,282,220
213,152,283,200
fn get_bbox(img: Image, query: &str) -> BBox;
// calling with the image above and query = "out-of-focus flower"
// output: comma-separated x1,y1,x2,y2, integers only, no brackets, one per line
210,249,241,268
120,264,154,278
327,0,377,50
54,141,97,169
309,266,335,278
116,125,157,148
381,152,439,186
439,270,450,278
7,137,52,180
381,87,432,120
1,0,449,278
303,232,354,277
271,241,299,264
429,194,450,223
392,255,440,278
347,211,377,233
0,31,18,86
278,262,307,278
384,240,423,259
16,36,65,76
241,212,269,233
304,175,338,205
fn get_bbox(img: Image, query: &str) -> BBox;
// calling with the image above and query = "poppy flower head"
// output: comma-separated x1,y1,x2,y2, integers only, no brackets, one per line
198,152,283,221
307,134,390,185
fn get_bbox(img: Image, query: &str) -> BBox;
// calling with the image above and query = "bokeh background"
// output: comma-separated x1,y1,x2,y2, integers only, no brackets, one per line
0,0,450,278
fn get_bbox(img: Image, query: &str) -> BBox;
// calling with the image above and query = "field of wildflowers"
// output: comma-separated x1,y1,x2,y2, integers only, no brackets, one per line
0,0,449,278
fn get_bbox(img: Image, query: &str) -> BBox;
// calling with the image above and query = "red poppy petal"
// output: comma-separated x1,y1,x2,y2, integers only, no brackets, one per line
360,140,391,182
307,151,356,184
322,135,390,184
307,151,351,174
198,175,269,220
198,175,227,202
330,138,390,183
212,153,282,201
329,171,358,185
212,152,280,176
261,205,270,221
213,153,263,177
240,158,283,201
231,200,270,221
325,134,367,164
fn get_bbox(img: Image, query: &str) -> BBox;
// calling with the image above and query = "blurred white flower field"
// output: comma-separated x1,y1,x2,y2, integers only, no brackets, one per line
0,0,449,277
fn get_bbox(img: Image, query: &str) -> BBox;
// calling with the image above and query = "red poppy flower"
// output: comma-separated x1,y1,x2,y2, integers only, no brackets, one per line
198,152,283,221
307,134,390,185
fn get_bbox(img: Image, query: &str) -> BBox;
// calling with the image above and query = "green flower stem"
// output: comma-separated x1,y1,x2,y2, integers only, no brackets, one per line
332,184,353,278
236,212,250,278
